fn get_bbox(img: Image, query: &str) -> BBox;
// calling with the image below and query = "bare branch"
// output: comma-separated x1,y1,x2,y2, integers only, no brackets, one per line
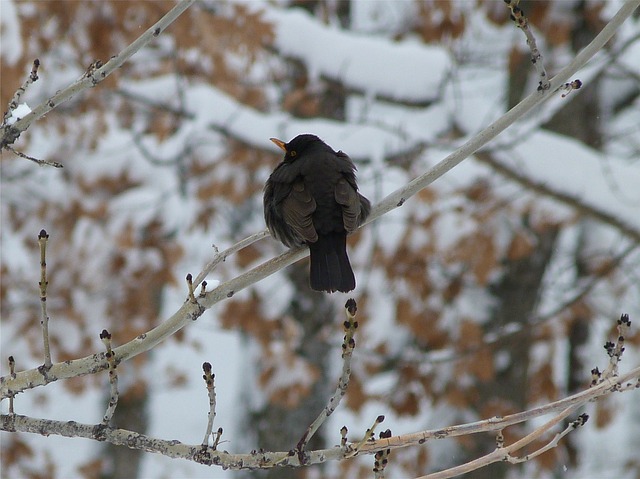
0,0,196,150
193,230,269,288
602,314,631,380
4,145,64,168
420,405,581,479
2,0,638,401
504,0,550,90
2,366,638,471
372,365,640,456
295,299,359,456
7,357,15,414
2,59,40,124
366,0,639,225
505,414,588,464
37,229,52,369
346,415,386,458
0,298,206,398
100,330,119,426
201,362,217,447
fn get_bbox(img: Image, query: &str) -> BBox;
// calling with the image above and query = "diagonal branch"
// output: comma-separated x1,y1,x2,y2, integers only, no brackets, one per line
0,0,196,150
2,365,638,469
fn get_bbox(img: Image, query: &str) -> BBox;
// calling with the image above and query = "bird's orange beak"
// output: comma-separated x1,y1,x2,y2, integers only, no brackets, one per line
270,137,287,152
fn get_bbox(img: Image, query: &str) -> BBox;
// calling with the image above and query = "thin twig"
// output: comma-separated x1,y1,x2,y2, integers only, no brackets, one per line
193,230,269,288
2,0,638,400
0,0,196,150
415,314,632,479
602,314,631,380
505,414,588,464
346,415,385,458
201,362,217,447
8,357,16,414
505,0,550,91
186,273,196,303
295,299,359,456
37,229,52,369
4,145,63,168
1,366,639,469
2,59,40,124
100,330,119,425
420,404,581,479
373,429,392,478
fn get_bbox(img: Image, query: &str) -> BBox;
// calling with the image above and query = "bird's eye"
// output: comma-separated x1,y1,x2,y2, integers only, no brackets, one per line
290,150,297,157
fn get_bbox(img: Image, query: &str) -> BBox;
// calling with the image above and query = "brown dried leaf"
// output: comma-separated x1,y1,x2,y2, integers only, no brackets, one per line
396,299,448,349
594,399,614,428
447,232,497,285
529,362,557,402
507,231,536,261
78,459,105,479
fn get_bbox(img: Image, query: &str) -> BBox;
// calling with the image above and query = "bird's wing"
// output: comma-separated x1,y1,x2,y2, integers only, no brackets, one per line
335,177,361,233
282,179,318,243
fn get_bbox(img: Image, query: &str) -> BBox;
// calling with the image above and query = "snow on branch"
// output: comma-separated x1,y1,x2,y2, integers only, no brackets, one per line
2,2,640,476
117,79,406,165
263,6,450,105
2,59,39,125
0,60,59,166
2,356,639,473
475,149,640,244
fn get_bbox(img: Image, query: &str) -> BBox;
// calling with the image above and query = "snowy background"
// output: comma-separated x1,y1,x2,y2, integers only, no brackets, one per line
2,1,639,478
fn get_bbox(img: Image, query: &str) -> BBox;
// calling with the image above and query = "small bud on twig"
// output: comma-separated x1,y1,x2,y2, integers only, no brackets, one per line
8,356,16,414
186,273,196,303
202,361,218,447
38,229,52,369
101,329,119,425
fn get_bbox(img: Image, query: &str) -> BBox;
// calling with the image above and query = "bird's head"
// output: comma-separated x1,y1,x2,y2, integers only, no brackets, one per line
270,134,328,161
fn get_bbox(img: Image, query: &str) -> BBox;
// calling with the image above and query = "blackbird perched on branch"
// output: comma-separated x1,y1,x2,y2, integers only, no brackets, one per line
264,134,370,293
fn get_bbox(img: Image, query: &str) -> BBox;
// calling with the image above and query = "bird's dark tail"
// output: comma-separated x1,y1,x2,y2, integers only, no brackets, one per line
308,233,355,293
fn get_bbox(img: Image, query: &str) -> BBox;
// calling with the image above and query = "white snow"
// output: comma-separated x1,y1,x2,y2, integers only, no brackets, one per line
2,1,639,478
499,130,640,230
5,102,31,125
0,0,22,65
263,5,451,103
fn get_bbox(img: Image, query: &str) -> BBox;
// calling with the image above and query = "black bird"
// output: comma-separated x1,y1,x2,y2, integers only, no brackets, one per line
264,134,371,293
